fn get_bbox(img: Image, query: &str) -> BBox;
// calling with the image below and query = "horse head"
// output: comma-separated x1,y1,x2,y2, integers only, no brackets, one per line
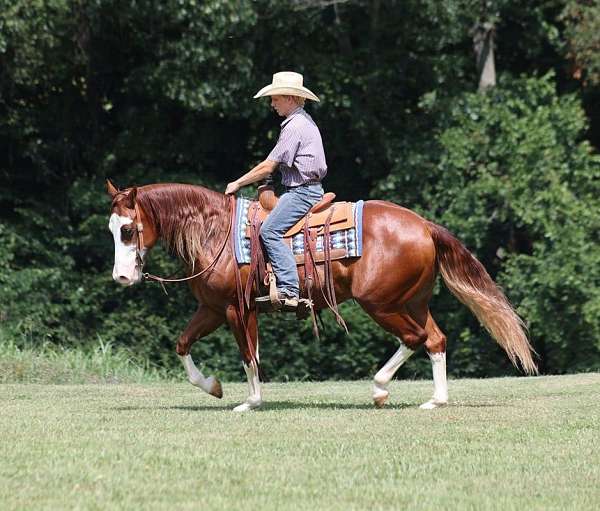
107,179,157,286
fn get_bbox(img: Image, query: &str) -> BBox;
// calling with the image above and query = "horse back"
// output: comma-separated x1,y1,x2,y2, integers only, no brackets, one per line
342,200,437,304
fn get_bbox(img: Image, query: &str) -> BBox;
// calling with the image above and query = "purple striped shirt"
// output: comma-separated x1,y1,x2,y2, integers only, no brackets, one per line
267,107,327,187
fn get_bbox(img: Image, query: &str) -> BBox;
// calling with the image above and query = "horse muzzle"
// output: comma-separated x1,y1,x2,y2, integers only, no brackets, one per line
112,265,143,286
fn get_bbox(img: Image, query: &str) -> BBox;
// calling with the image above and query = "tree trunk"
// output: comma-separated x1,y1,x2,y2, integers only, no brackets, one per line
472,21,496,91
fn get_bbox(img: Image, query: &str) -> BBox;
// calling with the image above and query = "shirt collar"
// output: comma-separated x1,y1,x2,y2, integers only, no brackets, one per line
281,106,303,127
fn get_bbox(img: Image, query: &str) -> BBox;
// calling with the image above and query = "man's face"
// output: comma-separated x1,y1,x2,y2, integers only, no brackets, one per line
270,95,296,117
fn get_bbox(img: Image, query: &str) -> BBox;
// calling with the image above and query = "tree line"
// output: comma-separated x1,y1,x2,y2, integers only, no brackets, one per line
1,0,599,380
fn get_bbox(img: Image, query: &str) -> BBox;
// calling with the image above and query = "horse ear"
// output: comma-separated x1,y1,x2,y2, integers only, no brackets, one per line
107,179,119,198
125,186,138,209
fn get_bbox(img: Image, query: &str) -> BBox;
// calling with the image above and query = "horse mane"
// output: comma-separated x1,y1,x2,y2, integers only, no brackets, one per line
136,184,229,267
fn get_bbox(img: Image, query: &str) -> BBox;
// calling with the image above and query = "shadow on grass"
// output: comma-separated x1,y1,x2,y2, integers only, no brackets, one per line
456,402,508,408
261,401,505,410
110,400,417,412
261,400,414,411
111,399,507,413
112,405,233,412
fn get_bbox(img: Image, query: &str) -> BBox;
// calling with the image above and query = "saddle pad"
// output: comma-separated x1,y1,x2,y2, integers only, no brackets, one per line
234,197,364,265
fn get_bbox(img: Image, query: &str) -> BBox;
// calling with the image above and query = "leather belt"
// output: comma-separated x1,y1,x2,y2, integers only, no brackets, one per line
285,180,322,190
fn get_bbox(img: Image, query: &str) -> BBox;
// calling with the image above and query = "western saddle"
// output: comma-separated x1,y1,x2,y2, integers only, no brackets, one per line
243,182,351,333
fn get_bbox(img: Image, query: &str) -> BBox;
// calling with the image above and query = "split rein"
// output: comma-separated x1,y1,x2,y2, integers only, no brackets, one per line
133,196,235,289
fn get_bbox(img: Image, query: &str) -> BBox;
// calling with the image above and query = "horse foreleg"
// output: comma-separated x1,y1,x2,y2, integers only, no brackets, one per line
176,305,224,399
420,312,448,409
235,359,262,412
225,305,262,412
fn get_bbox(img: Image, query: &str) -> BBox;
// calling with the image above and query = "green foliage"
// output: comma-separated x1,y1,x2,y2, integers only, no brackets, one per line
377,73,600,374
561,0,600,85
1,1,599,380
257,302,432,382
0,334,171,383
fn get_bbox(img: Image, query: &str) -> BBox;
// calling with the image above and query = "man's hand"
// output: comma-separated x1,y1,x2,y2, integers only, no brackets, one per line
225,181,241,195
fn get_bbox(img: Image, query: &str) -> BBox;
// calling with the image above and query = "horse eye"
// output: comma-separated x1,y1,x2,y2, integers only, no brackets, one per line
121,226,134,241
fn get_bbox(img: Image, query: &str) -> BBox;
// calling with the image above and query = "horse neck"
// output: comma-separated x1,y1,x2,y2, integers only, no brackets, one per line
137,184,231,267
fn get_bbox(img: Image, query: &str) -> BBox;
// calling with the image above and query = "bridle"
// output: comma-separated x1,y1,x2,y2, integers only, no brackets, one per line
133,202,147,272
131,195,235,285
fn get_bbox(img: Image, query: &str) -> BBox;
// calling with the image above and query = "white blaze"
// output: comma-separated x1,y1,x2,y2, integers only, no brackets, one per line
109,213,138,284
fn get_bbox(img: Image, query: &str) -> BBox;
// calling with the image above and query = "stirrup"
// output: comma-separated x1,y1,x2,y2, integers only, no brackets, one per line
255,294,312,317
255,292,290,312
295,298,313,320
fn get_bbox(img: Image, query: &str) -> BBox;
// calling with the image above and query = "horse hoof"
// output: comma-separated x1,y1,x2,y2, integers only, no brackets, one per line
208,378,223,399
419,399,447,410
233,400,262,412
373,392,389,408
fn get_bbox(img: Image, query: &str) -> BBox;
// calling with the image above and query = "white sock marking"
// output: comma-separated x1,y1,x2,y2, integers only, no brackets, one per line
373,338,414,399
420,351,448,409
179,354,215,394
430,352,448,402
233,361,262,412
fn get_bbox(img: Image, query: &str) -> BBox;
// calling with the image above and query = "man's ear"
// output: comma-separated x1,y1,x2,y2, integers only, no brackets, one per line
107,179,119,198
125,187,137,209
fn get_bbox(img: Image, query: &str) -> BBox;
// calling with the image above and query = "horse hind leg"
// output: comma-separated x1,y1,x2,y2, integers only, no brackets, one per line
373,337,415,408
420,312,448,409
361,307,428,408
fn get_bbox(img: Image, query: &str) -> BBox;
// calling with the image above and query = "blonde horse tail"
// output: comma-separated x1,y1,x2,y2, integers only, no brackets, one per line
429,222,538,375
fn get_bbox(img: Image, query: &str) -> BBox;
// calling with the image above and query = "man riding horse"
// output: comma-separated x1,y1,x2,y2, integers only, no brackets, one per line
225,71,325,312
107,73,537,412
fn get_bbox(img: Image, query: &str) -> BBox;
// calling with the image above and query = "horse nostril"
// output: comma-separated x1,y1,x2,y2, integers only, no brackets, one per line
116,276,131,284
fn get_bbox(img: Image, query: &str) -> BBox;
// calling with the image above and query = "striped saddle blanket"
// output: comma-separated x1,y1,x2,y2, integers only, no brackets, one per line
233,197,364,265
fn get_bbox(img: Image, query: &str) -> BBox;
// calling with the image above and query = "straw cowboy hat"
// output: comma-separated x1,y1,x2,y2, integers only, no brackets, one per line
253,71,320,102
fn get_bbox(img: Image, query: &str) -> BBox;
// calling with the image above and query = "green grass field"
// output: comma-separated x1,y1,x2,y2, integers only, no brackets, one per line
1,374,599,511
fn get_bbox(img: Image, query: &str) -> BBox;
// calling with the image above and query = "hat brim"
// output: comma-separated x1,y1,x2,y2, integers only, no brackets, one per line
253,85,320,102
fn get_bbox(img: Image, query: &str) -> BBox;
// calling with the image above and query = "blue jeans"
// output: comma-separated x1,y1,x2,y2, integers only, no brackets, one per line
259,183,324,298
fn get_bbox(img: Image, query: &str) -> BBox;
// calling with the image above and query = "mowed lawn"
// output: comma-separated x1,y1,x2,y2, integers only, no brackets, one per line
1,374,599,511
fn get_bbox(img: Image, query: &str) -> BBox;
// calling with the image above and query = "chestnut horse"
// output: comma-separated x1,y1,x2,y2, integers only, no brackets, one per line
107,180,537,411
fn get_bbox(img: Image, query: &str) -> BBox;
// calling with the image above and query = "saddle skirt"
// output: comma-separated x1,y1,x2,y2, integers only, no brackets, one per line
234,197,364,265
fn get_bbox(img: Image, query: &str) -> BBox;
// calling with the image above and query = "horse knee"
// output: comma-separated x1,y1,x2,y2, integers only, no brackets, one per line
402,330,428,350
425,333,446,354
176,337,191,356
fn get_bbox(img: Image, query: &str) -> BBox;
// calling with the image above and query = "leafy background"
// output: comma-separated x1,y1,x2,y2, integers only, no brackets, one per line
1,0,599,380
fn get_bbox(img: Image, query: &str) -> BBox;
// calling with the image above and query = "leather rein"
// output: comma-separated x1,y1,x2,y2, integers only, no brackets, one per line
133,195,235,284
